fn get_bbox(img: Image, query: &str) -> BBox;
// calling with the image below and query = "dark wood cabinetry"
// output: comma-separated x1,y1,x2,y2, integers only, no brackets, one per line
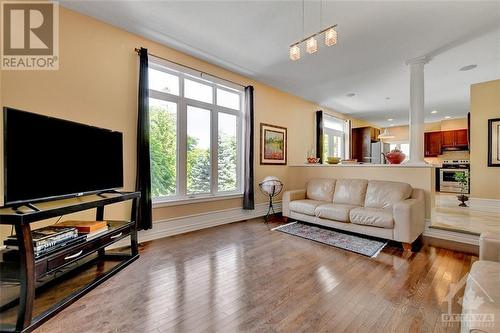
441,129,468,150
424,129,468,157
351,127,380,162
441,130,455,148
425,132,442,157
455,129,468,147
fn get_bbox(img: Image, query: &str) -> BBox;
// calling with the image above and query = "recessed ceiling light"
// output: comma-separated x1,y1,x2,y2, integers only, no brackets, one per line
346,93,356,97
431,110,438,114
459,64,478,71
387,118,393,121
444,116,451,119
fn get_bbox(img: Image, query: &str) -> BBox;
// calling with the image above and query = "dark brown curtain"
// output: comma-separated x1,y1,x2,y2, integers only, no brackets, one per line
243,86,255,210
134,47,152,230
316,110,324,163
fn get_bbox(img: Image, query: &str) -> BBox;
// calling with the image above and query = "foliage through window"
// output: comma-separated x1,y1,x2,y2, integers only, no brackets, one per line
148,58,244,201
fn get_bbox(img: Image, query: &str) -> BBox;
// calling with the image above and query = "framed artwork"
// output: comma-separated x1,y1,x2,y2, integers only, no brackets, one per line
488,118,500,167
260,123,287,165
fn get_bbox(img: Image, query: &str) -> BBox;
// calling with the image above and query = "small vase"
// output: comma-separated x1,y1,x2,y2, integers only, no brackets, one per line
457,194,469,207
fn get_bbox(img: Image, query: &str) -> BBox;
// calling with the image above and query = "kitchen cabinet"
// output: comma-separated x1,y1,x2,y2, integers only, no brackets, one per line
425,132,442,157
441,131,455,148
441,129,468,150
425,129,468,156
455,129,468,147
352,127,380,162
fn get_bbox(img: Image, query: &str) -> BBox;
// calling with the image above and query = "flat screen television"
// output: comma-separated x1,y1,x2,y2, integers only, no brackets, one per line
3,107,124,207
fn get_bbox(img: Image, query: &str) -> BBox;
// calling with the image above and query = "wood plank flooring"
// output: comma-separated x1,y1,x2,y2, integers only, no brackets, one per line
34,219,476,333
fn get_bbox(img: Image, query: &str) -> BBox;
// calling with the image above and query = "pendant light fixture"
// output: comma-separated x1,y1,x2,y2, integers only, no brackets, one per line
306,36,318,54
378,97,395,139
289,0,338,61
325,27,338,46
378,128,395,140
289,44,301,60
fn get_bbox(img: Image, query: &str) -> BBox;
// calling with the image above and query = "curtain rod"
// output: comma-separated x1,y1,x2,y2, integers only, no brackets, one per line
135,48,246,88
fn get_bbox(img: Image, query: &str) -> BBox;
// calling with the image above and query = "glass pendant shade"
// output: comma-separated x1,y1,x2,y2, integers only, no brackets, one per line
325,27,338,46
378,128,395,139
289,44,301,61
306,37,318,54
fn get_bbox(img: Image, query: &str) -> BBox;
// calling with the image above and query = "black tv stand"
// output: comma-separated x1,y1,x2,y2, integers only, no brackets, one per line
11,203,42,213
0,191,140,333
97,189,125,197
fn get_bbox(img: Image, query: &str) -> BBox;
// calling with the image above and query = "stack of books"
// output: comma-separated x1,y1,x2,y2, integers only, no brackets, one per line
54,221,109,240
3,226,84,258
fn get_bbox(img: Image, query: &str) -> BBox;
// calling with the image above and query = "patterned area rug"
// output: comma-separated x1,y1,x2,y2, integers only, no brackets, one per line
273,222,387,257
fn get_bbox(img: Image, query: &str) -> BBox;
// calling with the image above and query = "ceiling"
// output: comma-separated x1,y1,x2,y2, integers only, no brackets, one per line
61,0,500,127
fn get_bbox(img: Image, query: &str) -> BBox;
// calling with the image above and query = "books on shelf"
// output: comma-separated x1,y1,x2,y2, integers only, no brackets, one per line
86,226,109,240
3,226,81,258
54,220,108,233
53,221,109,240
3,221,110,259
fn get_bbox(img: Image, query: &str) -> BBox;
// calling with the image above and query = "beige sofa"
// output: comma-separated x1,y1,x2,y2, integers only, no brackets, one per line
282,178,426,248
461,232,500,333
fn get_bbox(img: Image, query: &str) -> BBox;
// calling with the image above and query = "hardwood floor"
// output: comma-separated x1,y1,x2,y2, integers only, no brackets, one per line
34,219,476,333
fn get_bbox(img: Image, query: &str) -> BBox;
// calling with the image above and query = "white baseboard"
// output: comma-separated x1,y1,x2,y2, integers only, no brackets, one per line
112,201,281,248
422,219,479,246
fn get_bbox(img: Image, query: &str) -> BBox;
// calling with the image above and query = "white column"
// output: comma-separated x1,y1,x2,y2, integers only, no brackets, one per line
406,56,428,165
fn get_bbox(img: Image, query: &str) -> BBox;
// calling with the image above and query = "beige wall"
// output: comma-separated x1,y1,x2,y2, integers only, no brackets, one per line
0,6,372,239
470,79,500,200
287,166,435,219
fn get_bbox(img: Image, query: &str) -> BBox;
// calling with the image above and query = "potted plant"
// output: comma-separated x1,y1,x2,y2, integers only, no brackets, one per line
454,172,469,207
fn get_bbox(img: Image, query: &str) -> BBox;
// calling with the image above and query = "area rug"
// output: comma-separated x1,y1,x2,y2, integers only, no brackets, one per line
273,222,387,257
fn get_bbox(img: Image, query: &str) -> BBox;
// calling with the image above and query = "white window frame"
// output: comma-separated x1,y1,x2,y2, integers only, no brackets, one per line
323,113,350,160
148,57,245,204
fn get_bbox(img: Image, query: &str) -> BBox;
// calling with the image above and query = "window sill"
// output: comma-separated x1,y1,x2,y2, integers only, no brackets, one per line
152,193,243,208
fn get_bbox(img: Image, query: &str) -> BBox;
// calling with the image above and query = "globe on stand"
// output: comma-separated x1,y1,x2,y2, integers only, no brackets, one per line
258,176,283,223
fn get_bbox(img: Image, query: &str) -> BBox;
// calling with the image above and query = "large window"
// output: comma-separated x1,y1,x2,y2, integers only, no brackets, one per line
322,114,350,161
149,58,244,202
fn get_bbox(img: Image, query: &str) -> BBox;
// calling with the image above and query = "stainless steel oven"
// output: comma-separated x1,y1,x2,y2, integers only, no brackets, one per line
439,160,470,194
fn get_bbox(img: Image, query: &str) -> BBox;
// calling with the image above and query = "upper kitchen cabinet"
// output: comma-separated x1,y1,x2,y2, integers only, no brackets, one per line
425,132,442,157
441,129,469,150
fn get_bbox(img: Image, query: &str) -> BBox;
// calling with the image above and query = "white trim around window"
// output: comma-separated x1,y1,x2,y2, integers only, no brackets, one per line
149,57,245,204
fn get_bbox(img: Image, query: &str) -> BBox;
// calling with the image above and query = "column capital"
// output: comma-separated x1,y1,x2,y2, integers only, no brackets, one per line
406,56,429,66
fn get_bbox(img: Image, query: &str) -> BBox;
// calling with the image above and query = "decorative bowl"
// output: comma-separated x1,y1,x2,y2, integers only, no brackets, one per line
327,157,341,164
307,157,320,164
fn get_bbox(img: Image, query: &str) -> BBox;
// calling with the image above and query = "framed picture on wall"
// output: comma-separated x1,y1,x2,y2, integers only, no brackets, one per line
488,118,500,167
260,123,287,165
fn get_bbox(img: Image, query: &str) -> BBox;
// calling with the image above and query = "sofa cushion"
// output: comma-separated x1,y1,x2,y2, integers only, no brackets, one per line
315,204,357,223
350,207,394,228
364,181,413,209
307,178,336,202
289,199,326,216
333,179,368,206
462,261,500,333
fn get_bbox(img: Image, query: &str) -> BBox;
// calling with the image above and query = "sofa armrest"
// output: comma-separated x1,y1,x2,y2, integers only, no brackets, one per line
282,189,306,217
480,232,500,262
392,188,426,243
